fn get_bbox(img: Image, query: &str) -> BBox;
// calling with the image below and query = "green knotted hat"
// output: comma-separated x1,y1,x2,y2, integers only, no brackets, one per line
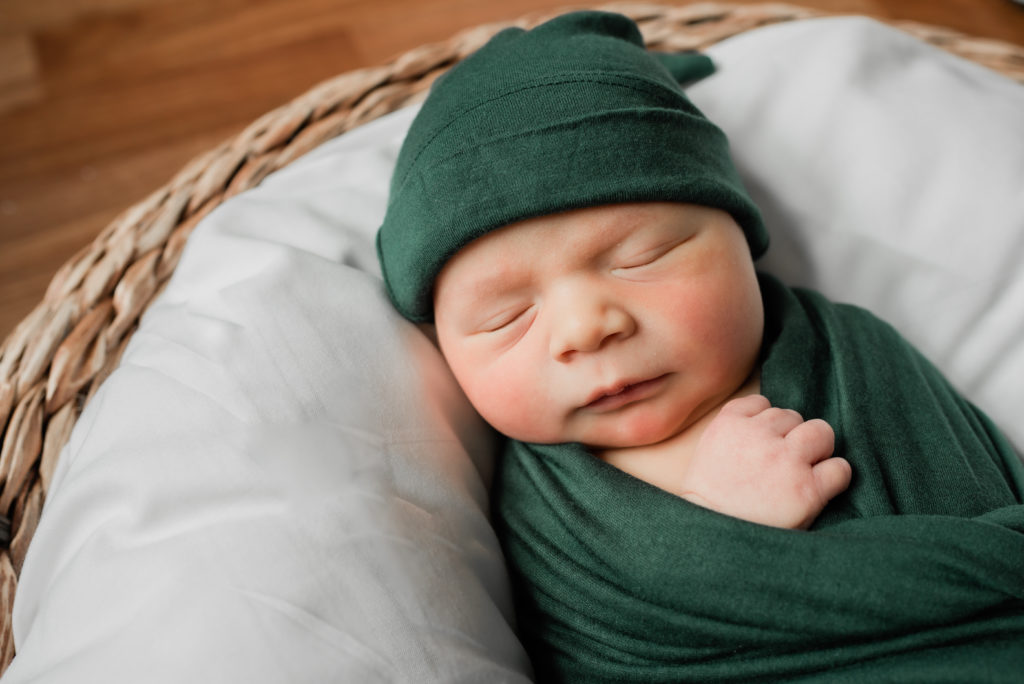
376,10,767,322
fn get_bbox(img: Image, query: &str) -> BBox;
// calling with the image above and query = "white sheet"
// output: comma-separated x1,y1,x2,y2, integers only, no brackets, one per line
7,16,1024,684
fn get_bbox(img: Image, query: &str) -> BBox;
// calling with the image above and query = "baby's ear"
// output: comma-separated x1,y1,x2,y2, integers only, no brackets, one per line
652,51,716,85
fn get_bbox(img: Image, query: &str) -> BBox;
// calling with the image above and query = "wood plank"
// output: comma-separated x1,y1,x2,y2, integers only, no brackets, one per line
1,0,1022,338
0,34,42,116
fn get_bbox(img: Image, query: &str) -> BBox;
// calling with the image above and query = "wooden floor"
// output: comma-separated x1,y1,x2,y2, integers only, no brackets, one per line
1,0,1022,339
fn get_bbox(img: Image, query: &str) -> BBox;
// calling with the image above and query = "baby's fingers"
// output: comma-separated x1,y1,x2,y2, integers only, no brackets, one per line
812,457,853,502
720,393,771,417
785,418,835,462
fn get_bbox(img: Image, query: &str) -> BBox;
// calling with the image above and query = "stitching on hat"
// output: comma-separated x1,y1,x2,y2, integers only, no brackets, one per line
390,72,687,201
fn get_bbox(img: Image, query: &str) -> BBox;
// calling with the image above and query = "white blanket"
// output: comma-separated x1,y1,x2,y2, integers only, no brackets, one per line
7,16,1024,684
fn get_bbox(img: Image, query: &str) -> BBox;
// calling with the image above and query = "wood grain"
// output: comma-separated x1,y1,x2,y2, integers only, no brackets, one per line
1,0,1022,339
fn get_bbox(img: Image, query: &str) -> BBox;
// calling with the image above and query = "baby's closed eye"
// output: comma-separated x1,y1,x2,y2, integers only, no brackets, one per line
477,303,536,334
611,236,691,274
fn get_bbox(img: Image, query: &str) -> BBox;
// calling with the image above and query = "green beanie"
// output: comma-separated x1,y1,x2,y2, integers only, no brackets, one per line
376,10,768,322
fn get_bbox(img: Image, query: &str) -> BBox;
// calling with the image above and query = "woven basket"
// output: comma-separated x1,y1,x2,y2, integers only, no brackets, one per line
0,1,1022,672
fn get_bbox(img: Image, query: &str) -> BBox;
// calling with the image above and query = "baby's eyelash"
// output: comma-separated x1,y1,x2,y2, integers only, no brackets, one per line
615,239,686,270
480,305,534,333
619,252,664,269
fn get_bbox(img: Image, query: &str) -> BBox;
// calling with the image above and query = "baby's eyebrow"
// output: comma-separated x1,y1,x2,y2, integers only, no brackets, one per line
464,268,530,306
461,233,639,306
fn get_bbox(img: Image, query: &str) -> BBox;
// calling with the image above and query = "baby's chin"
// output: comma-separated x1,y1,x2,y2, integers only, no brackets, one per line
492,409,684,448
574,415,685,450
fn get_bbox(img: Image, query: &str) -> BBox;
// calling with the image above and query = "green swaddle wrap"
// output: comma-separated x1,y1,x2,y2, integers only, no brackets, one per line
494,274,1024,682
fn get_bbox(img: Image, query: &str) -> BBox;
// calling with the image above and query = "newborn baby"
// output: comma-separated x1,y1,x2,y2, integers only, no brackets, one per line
376,10,1024,683
432,200,849,530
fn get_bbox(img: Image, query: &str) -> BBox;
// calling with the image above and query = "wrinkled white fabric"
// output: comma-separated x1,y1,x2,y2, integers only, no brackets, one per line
7,105,531,683
8,16,1024,684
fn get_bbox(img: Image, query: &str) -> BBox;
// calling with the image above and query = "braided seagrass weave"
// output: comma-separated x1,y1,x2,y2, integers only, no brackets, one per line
0,1,1022,671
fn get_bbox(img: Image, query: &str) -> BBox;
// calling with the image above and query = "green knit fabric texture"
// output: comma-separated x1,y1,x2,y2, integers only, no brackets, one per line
494,274,1024,682
376,11,767,322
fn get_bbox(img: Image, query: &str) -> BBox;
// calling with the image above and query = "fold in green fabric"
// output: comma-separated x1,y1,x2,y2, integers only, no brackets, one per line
493,274,1024,682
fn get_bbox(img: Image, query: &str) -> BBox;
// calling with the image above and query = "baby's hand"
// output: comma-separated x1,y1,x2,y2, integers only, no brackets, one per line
681,395,851,530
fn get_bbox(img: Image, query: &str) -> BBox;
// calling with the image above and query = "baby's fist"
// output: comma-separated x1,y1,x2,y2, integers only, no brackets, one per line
682,395,851,530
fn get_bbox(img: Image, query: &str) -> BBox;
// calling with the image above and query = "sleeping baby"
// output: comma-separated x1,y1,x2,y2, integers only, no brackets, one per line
376,11,1024,682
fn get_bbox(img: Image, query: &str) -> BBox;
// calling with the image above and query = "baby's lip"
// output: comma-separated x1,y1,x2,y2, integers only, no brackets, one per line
583,374,668,412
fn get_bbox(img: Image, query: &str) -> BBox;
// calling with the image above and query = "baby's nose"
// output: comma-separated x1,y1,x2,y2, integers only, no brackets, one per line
548,284,636,361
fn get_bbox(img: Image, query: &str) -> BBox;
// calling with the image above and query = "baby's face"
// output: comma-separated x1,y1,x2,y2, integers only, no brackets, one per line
433,202,764,448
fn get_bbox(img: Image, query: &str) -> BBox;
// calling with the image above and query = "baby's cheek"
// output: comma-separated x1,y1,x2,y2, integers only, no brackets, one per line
465,366,547,441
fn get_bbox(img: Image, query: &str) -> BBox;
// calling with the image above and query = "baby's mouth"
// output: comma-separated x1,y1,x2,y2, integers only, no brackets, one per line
583,375,668,412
